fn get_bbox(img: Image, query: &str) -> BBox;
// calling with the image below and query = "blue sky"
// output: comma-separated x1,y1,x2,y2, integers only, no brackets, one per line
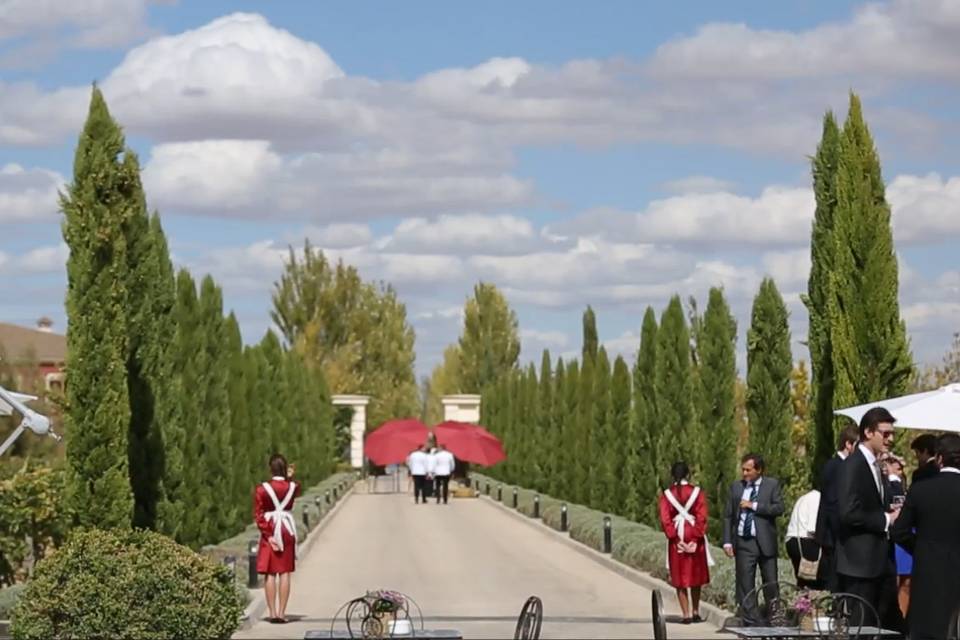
1,0,959,381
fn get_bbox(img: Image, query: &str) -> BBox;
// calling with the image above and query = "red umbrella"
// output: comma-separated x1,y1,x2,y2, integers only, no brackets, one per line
432,420,506,466
364,418,429,465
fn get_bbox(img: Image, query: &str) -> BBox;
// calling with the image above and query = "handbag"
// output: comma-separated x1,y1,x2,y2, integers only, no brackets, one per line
797,544,822,581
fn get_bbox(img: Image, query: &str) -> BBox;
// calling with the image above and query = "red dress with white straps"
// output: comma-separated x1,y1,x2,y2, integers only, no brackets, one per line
254,476,301,574
658,483,711,588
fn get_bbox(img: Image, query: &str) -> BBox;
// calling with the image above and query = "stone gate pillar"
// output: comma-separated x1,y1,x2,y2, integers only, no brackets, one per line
331,394,370,468
440,394,481,423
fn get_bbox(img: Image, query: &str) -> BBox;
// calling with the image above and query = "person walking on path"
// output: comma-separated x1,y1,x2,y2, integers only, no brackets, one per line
892,433,960,640
254,453,301,624
722,453,784,626
407,445,430,504
432,444,456,504
658,461,712,624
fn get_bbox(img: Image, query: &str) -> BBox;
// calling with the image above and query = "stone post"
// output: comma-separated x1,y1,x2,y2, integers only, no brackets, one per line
331,395,371,469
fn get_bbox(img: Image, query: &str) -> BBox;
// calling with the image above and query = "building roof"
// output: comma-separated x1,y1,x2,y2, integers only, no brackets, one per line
0,322,67,365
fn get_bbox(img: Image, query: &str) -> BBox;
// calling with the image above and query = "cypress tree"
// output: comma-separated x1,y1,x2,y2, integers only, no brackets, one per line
574,355,594,505
62,86,135,529
224,313,250,528
582,306,598,363
803,111,842,473
829,94,913,413
536,350,553,493
521,364,539,486
631,307,659,525
590,347,613,511
697,288,738,539
746,278,793,483
562,361,579,500
548,359,566,497
655,296,695,491
608,355,631,516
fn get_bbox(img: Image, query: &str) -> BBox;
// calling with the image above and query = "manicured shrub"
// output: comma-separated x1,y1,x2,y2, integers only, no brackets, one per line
11,528,244,640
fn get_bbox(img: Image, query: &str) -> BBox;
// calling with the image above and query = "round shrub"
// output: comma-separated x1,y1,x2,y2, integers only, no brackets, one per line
11,528,245,640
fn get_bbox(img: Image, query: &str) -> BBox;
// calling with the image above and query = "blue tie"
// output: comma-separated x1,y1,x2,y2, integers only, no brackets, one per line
742,483,758,538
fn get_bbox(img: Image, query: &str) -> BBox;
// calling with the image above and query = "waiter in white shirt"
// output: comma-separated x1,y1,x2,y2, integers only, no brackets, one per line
407,445,430,504
786,488,823,588
432,444,456,505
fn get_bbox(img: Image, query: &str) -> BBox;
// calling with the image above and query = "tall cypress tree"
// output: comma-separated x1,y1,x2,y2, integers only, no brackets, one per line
803,111,842,473
829,94,913,413
697,288,738,539
655,296,695,491
521,364,539,486
608,355,631,516
590,347,613,511
536,350,553,493
582,306,598,363
631,307,659,525
548,359,567,497
224,313,250,528
574,355,595,505
62,86,135,529
562,361,579,500
746,278,793,482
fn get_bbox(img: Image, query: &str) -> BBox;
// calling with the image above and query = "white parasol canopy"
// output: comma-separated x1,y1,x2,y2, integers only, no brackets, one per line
834,383,960,432
0,390,36,417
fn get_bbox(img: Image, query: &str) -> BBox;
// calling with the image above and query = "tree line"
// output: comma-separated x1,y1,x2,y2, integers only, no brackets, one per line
61,88,337,549
460,94,913,539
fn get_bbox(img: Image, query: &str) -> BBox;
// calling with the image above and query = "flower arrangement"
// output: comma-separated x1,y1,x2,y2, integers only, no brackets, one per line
790,589,828,630
369,589,406,615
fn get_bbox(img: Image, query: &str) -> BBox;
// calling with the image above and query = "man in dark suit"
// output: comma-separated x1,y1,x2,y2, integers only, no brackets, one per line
911,433,940,484
722,453,785,625
836,407,904,632
815,424,859,591
892,433,960,640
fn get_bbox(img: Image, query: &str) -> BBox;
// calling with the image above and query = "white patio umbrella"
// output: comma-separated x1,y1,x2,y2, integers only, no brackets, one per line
834,382,960,432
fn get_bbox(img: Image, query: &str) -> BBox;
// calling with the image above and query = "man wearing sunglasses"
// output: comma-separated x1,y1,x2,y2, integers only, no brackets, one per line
836,406,905,633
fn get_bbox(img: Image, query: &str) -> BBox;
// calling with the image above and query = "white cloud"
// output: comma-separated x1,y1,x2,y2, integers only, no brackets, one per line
386,214,540,255
520,329,569,349
888,173,960,244
761,249,811,288
142,139,534,221
661,175,736,194
0,243,68,275
0,163,64,223
648,0,960,81
0,0,154,48
303,224,372,249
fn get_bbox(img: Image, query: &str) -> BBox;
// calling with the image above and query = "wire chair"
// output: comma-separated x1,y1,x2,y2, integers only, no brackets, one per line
812,592,881,640
513,595,543,640
738,580,801,627
329,590,425,638
651,589,668,640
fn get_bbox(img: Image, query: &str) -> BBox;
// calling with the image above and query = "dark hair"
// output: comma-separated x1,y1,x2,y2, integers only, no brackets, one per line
269,453,288,478
741,453,765,472
838,424,859,450
911,433,938,456
937,434,960,469
859,406,896,440
670,461,689,485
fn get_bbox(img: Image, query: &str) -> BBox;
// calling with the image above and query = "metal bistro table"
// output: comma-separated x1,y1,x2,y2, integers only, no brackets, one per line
725,626,901,639
305,631,462,639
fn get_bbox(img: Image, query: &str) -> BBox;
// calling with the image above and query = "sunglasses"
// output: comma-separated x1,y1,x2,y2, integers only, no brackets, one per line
878,430,895,439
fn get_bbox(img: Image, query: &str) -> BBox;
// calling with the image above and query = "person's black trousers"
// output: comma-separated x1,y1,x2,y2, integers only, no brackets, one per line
786,537,826,590
838,573,904,633
434,475,450,504
412,474,427,503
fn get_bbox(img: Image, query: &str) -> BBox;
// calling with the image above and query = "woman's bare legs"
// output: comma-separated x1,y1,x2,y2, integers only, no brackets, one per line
691,586,702,619
676,587,690,619
897,576,911,618
264,574,277,621
278,572,292,621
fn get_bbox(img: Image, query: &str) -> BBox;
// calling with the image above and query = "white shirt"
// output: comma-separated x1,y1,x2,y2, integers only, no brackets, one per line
858,443,883,497
407,450,429,476
432,450,456,476
737,477,762,538
942,467,960,474
786,490,820,539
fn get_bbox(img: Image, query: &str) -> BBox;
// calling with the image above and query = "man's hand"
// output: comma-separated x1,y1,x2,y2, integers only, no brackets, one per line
887,508,902,526
723,544,735,558
740,499,754,510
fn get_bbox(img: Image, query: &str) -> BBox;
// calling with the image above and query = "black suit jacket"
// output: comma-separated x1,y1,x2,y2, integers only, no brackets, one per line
891,472,960,640
722,476,785,557
836,447,894,579
815,453,844,549
912,461,940,485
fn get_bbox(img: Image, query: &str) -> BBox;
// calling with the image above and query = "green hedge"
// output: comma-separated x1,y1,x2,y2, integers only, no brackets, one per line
470,473,792,611
0,584,24,619
199,471,356,592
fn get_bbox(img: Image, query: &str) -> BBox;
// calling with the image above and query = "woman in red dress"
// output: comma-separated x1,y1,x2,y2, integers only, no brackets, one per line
658,461,711,624
254,453,301,624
